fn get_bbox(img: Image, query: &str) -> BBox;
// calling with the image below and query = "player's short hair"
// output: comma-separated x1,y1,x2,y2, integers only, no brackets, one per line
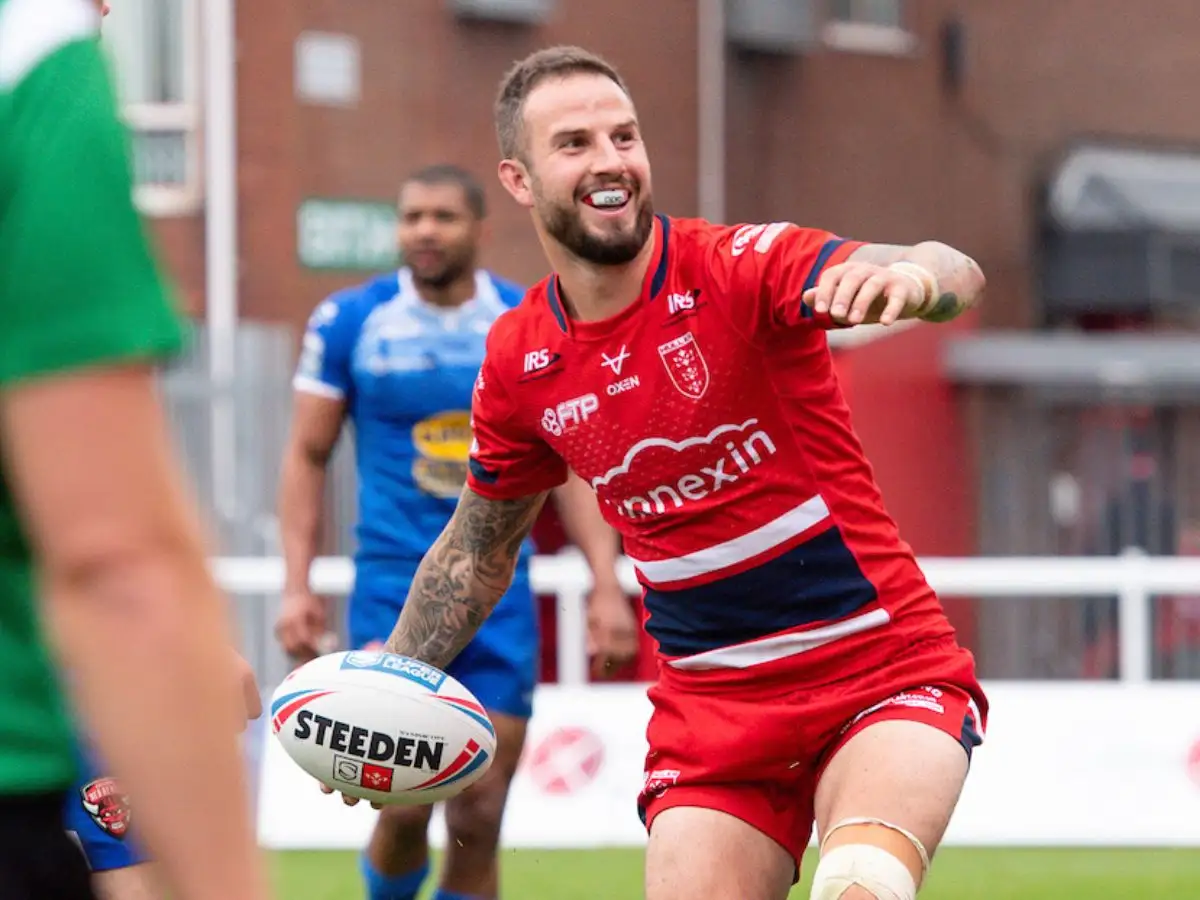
494,45,632,162
402,164,487,219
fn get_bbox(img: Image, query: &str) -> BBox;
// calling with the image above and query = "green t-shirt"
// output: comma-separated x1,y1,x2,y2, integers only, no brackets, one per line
0,0,185,793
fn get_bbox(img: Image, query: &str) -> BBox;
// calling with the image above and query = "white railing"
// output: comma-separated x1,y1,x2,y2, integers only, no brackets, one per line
213,551,1200,685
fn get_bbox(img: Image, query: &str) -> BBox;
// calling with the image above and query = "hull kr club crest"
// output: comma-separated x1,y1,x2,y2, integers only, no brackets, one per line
80,776,132,839
657,333,709,400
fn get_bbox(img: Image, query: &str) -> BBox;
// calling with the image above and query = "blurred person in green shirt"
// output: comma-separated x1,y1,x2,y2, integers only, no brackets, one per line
0,1,272,898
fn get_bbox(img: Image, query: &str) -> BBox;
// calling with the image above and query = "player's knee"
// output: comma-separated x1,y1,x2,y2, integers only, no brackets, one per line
811,818,930,900
374,802,434,846
443,776,510,849
810,845,916,900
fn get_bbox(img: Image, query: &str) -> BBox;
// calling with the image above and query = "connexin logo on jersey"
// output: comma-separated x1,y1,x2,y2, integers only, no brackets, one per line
591,419,778,519
541,394,599,437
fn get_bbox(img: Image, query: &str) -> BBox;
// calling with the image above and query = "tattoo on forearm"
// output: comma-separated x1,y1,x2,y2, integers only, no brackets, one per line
919,292,965,322
383,489,546,668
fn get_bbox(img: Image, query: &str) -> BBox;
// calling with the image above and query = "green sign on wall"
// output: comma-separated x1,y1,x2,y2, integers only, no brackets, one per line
297,198,399,271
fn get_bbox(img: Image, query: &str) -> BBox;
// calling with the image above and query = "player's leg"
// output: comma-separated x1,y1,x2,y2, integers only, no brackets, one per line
638,675,812,900
646,804,796,900
348,572,439,900
436,576,538,900
809,685,984,900
352,635,437,900
438,711,527,899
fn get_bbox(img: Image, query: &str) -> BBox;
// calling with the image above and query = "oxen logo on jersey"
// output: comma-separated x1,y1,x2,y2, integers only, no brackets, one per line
80,777,132,840
591,419,778,520
657,333,709,400
601,345,630,376
541,394,599,437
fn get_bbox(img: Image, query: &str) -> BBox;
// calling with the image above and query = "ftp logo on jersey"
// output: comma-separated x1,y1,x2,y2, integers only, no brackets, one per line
520,348,562,381
541,394,599,437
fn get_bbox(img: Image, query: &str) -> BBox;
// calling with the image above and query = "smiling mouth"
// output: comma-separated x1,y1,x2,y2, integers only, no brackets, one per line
582,188,631,211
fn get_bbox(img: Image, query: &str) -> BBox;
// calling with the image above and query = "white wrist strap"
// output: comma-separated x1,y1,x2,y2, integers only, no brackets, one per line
887,261,939,316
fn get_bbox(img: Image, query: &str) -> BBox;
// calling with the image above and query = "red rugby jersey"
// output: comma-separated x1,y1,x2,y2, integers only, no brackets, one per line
467,215,955,669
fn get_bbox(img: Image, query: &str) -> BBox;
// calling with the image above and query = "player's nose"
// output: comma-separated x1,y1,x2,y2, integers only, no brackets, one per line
589,137,627,178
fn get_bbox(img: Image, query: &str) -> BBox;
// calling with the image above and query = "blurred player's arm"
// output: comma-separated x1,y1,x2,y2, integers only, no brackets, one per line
805,240,986,327
0,26,269,900
551,472,639,677
3,372,269,900
383,487,549,667
551,470,621,589
276,389,346,660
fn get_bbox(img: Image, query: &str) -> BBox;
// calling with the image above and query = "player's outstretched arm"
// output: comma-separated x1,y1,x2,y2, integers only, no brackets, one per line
804,241,986,327
384,486,549,669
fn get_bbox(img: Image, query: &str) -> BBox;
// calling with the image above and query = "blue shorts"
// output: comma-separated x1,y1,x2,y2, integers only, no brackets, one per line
63,746,146,872
348,560,538,719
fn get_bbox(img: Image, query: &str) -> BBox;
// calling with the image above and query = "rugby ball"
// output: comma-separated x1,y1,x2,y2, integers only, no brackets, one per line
269,650,496,806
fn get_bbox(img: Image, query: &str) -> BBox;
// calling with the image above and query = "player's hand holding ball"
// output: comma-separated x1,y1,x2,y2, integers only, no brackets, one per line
269,650,497,811
804,259,940,326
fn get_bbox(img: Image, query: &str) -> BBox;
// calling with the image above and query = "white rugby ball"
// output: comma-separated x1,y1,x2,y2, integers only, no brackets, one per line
269,650,496,806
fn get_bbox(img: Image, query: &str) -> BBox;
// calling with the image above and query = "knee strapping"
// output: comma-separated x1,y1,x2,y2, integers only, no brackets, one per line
810,817,931,900
809,845,915,900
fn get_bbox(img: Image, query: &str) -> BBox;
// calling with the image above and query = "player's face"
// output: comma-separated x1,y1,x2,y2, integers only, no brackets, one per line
504,73,654,266
94,0,111,16
397,181,482,289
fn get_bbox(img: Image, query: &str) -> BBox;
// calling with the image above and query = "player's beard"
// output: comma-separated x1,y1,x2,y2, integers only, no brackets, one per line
408,247,475,291
540,187,655,266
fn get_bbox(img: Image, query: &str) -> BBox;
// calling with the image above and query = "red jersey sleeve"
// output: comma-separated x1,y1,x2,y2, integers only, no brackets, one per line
466,340,568,501
706,221,866,337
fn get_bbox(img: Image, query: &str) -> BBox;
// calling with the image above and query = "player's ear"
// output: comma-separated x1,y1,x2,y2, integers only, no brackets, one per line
497,158,534,209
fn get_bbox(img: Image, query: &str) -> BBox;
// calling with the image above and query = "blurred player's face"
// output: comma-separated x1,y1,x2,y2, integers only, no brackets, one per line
500,73,654,266
397,181,482,290
94,0,111,16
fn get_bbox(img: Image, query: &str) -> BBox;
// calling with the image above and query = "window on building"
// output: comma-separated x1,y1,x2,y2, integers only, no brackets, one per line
101,0,201,215
830,0,903,28
825,0,914,55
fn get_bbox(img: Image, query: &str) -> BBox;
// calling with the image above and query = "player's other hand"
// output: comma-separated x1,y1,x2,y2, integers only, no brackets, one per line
587,582,640,679
275,589,328,663
232,651,262,732
317,779,383,810
803,261,925,327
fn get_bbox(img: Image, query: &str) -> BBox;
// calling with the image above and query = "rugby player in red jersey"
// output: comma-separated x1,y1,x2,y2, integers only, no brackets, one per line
331,45,988,900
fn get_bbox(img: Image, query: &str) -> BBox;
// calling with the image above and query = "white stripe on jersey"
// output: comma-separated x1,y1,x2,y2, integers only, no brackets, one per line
0,0,97,90
630,493,831,585
292,374,345,400
667,608,890,671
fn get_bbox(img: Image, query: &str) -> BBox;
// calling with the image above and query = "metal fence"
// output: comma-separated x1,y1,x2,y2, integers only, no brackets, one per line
160,327,1200,687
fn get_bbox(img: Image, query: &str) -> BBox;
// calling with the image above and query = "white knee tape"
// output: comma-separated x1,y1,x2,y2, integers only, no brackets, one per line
810,844,916,900
821,817,931,877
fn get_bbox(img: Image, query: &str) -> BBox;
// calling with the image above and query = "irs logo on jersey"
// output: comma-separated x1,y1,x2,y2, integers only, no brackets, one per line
519,348,562,382
657,333,709,400
664,289,705,325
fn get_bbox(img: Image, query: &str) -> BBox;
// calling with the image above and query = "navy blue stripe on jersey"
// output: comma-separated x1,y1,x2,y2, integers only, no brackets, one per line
649,214,672,299
643,526,877,658
547,278,569,332
468,457,500,484
798,238,849,319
